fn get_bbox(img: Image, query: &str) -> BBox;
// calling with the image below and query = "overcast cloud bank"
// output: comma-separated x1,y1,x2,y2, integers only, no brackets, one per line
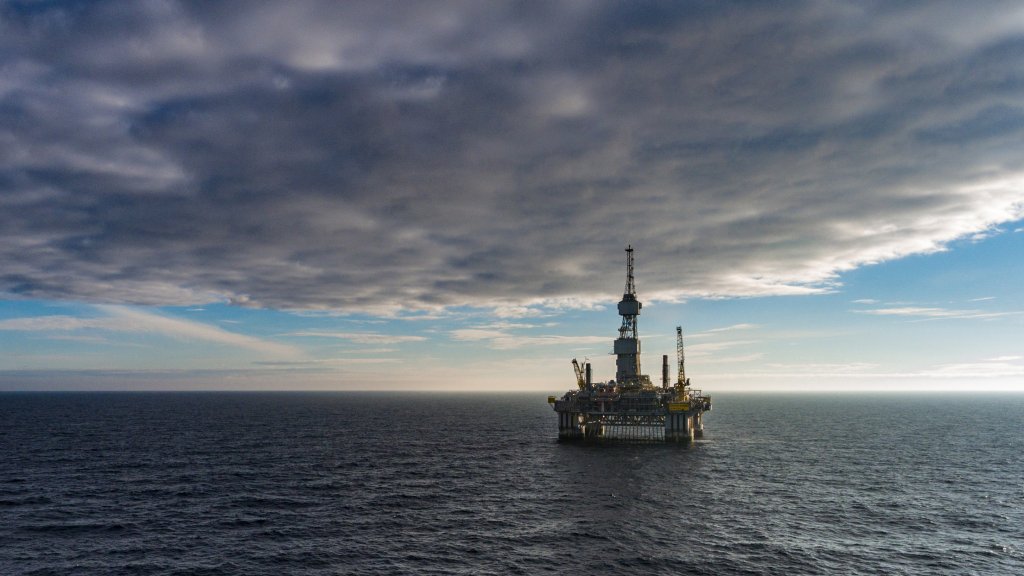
2,1,1023,311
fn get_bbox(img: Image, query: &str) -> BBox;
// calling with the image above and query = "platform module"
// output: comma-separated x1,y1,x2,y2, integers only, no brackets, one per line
548,246,711,442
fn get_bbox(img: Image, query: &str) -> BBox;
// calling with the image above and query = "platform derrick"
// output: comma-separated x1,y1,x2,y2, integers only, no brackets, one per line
549,246,712,442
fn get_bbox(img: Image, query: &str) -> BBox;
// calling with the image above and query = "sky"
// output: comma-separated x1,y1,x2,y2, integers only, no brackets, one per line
1,1,1022,392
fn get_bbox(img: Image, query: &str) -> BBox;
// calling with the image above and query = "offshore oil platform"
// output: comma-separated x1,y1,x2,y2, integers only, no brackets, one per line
549,246,711,442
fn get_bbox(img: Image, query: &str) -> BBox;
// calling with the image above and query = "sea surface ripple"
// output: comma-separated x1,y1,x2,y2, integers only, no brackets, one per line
1,392,1022,575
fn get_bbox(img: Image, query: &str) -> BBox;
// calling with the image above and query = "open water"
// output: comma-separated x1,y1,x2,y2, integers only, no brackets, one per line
1,392,1022,575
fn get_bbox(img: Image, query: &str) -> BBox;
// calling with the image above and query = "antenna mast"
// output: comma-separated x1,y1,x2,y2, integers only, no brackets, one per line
624,245,635,297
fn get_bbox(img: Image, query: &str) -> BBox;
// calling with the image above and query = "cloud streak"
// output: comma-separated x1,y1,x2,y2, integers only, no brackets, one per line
858,306,1019,320
285,331,425,345
1,2,1023,311
450,326,607,350
0,305,300,357
713,356,1024,381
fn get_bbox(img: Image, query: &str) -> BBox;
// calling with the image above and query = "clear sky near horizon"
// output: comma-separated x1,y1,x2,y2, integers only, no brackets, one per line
1,2,1022,392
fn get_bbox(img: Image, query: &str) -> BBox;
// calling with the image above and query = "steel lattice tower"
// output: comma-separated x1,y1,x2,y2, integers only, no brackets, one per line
614,246,643,385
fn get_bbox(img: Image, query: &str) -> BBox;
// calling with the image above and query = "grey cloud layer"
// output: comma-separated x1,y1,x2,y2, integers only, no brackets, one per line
2,1,1022,309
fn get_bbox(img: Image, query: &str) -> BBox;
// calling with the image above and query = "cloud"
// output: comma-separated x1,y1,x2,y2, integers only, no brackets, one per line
284,331,425,345
0,305,300,357
450,326,607,350
0,316,111,331
858,306,1018,320
2,2,1024,311
492,305,550,319
686,340,759,357
254,358,394,367
695,352,765,365
701,323,759,334
919,358,1024,379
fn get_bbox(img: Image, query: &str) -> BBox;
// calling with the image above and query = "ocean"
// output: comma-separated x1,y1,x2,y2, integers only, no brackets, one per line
1,392,1021,575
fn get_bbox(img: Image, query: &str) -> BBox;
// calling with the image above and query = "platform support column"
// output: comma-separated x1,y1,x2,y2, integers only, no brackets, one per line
558,412,582,439
665,412,694,443
694,411,704,438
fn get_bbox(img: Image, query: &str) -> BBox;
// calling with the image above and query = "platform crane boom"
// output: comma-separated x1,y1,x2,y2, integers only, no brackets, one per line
676,326,686,389
571,358,586,390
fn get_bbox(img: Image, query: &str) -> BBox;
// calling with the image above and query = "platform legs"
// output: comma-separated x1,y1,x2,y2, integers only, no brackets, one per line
558,412,583,439
665,413,694,443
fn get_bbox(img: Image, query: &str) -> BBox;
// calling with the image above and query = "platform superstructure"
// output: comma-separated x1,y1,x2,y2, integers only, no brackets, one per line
549,246,711,442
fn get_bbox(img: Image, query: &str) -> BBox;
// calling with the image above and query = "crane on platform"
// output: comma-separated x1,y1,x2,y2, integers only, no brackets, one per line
571,358,586,390
676,326,688,389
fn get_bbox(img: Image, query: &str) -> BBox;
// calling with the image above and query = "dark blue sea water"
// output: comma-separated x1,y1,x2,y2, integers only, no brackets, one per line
1,392,1021,575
